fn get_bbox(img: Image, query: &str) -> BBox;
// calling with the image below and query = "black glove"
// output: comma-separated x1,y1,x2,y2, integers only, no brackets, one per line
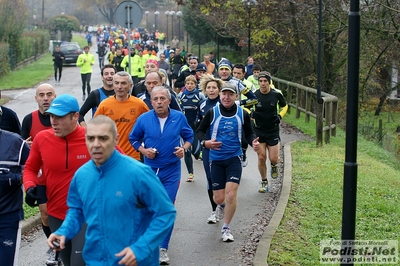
25,187,41,207
272,114,281,125
250,109,255,119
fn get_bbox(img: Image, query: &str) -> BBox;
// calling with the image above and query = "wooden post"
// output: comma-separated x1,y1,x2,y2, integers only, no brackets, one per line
325,102,331,144
332,101,338,137
316,97,324,146
305,91,311,123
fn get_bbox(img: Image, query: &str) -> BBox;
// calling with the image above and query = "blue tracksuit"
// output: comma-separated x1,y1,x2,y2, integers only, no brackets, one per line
0,130,30,266
55,150,176,265
129,109,193,249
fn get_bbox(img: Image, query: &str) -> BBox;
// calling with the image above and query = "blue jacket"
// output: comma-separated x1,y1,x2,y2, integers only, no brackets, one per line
55,151,176,265
129,109,194,168
178,88,205,126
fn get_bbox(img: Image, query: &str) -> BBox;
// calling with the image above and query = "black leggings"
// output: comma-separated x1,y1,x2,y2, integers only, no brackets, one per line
81,73,92,95
54,64,62,81
48,215,86,266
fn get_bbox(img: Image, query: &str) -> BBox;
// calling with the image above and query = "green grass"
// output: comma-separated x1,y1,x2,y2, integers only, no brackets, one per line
268,111,400,265
0,35,87,91
358,110,400,157
24,203,39,219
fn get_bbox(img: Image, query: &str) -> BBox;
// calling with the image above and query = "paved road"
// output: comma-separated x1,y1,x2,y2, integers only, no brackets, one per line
3,45,304,265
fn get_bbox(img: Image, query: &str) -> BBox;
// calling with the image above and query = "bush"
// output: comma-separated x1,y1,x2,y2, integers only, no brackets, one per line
0,42,10,77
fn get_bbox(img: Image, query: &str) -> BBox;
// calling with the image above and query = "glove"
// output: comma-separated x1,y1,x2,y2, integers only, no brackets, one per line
272,114,281,125
25,187,41,207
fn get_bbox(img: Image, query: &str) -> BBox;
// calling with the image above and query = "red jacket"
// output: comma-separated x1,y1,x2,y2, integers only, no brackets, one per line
23,126,90,220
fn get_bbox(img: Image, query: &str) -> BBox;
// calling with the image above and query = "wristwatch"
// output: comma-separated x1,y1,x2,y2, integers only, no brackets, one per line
200,140,206,148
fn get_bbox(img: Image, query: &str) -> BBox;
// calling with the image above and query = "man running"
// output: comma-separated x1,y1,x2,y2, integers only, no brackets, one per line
252,72,287,193
21,83,60,265
24,94,90,266
196,83,259,242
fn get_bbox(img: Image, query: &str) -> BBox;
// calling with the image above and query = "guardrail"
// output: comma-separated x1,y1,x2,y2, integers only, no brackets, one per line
272,77,338,146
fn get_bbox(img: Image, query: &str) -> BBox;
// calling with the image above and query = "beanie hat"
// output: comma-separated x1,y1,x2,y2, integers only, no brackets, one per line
218,58,232,72
258,71,271,83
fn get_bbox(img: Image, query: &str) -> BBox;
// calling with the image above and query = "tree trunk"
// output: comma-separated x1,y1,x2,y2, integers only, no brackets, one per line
374,93,387,116
374,87,397,116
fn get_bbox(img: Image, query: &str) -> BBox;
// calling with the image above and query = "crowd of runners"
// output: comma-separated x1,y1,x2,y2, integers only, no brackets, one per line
0,26,288,266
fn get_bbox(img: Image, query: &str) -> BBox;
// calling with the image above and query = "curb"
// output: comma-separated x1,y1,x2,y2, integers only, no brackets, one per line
253,141,294,266
22,213,42,235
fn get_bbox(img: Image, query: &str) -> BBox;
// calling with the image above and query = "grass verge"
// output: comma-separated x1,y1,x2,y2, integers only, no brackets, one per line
267,111,400,265
0,35,87,91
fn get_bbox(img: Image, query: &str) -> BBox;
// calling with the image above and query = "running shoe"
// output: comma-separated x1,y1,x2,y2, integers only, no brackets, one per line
258,180,269,193
82,94,86,101
207,211,218,224
221,227,234,242
159,248,170,265
215,205,225,221
195,151,202,161
186,173,194,182
271,164,278,179
46,250,61,265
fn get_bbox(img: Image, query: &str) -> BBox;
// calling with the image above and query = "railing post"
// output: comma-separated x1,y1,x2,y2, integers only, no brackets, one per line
316,97,324,146
287,84,292,114
332,101,338,137
325,102,332,144
305,91,311,123
296,87,301,119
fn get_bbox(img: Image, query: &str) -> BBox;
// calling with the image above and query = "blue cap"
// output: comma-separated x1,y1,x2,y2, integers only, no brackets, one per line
46,94,79,116
196,63,207,72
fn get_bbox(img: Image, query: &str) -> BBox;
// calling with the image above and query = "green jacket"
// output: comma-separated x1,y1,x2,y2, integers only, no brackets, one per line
76,53,95,74
121,54,147,77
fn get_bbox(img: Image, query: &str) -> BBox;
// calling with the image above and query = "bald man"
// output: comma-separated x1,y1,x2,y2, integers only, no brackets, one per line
21,83,56,144
21,83,60,265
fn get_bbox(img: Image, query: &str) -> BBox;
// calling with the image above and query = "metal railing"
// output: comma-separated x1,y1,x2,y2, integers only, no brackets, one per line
272,76,339,146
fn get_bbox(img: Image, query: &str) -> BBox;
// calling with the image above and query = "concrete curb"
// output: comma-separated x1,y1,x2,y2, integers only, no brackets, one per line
22,213,42,235
253,141,294,265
